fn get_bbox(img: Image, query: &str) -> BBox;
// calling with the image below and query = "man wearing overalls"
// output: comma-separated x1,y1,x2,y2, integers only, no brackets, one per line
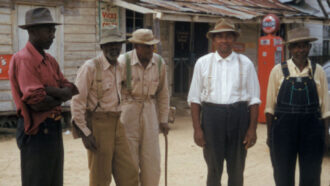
118,28,170,186
188,19,261,186
265,27,330,186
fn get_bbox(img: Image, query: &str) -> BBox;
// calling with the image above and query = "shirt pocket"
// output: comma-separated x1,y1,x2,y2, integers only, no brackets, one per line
101,82,113,102
148,80,159,96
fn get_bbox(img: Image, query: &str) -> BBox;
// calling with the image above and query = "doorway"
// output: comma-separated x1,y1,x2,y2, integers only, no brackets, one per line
173,22,209,95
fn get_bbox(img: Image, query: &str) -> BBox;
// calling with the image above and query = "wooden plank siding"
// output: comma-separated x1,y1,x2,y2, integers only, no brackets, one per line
62,0,98,81
0,7,12,55
0,0,99,112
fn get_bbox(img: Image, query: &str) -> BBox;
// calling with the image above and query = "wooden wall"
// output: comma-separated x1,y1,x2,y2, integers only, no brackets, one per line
0,0,99,112
0,4,14,112
62,0,98,82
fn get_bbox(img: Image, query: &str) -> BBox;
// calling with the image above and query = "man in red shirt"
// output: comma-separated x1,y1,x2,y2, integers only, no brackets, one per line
9,8,78,186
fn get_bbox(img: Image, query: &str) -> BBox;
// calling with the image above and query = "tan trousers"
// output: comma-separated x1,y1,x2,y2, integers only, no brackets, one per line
120,100,161,186
87,112,139,186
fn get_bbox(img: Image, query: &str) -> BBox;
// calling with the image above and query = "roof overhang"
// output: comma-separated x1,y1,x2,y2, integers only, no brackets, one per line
107,0,157,14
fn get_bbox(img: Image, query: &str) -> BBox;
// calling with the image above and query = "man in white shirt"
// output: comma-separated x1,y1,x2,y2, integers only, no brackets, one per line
187,19,260,186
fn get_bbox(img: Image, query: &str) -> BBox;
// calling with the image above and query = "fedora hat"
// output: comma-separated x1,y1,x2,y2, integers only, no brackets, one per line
286,27,317,44
207,19,240,39
19,7,61,29
128,29,159,45
100,27,125,45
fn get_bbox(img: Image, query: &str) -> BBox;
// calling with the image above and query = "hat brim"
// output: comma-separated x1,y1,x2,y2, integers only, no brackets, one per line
285,37,318,45
19,22,62,29
100,38,126,45
128,38,159,45
206,29,240,39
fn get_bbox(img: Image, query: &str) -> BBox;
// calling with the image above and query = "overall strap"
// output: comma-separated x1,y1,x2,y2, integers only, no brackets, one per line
238,54,243,100
125,53,132,92
94,59,103,112
207,54,215,98
309,61,316,78
281,61,290,78
156,53,163,80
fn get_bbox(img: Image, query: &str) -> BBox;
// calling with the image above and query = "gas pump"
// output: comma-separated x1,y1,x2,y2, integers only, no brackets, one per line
258,14,283,123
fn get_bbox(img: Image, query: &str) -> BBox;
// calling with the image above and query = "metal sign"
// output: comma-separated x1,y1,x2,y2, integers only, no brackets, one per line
262,14,280,34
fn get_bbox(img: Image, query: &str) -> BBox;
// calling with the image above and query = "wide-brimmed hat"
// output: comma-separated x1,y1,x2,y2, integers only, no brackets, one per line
19,7,61,29
128,29,159,45
100,27,125,45
286,27,317,44
207,19,240,39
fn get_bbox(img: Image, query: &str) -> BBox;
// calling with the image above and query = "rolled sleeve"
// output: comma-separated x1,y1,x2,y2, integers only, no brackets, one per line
264,65,280,115
187,60,203,106
71,61,93,136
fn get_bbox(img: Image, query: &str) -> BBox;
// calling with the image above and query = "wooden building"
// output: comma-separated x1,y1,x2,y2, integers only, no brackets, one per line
0,0,328,126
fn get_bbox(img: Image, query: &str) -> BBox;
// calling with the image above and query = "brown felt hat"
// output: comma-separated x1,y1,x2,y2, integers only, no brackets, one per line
19,7,61,29
286,27,317,44
207,19,240,39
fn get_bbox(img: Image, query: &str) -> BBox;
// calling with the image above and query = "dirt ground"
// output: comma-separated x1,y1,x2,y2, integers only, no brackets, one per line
0,115,329,186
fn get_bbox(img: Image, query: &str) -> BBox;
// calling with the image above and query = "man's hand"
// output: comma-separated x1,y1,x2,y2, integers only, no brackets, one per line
243,127,257,150
82,134,97,152
160,122,170,135
194,128,206,147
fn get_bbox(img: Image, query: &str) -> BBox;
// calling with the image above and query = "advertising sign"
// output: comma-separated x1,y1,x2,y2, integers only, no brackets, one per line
100,2,119,29
262,14,280,34
0,55,12,80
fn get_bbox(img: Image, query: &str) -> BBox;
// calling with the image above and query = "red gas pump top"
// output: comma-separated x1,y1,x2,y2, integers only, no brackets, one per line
262,14,280,35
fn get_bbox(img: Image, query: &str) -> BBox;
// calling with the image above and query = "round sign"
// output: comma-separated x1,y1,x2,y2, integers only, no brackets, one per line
262,14,280,34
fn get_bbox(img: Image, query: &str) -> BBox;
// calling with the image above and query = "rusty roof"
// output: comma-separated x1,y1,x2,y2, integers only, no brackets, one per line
138,0,323,21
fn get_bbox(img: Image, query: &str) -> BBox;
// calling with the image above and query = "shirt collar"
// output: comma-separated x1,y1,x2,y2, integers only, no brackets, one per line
100,53,113,70
25,41,45,65
214,51,236,62
287,58,312,74
132,49,156,66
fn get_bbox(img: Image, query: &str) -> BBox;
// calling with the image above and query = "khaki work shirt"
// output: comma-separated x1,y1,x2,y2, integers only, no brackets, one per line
265,58,330,119
118,49,169,123
71,54,122,136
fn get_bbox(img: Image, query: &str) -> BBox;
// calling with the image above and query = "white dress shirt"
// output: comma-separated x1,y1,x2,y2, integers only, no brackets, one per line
187,51,261,106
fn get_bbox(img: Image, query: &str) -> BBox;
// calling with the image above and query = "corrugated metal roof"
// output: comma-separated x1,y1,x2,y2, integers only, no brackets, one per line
137,0,325,21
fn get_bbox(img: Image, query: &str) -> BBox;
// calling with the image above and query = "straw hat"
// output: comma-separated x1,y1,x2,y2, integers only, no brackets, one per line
207,19,240,39
19,7,61,29
286,27,317,44
128,29,159,45
100,27,125,45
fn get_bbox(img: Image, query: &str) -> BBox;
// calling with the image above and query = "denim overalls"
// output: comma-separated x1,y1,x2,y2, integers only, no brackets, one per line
270,61,325,186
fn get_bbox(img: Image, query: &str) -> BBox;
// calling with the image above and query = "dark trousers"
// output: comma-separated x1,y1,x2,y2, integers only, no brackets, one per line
202,102,250,186
16,117,64,186
270,113,325,186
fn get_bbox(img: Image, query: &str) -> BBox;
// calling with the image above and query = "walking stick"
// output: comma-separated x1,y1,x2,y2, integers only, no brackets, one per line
164,133,168,186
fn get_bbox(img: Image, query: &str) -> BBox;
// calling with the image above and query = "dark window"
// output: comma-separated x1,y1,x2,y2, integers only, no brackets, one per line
126,10,144,51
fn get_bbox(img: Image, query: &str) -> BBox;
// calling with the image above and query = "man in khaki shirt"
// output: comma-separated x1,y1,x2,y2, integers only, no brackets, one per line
71,27,138,186
265,27,329,186
118,29,170,186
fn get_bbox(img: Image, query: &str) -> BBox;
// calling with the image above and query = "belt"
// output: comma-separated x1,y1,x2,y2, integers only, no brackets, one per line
202,101,248,108
124,95,156,102
48,113,62,121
